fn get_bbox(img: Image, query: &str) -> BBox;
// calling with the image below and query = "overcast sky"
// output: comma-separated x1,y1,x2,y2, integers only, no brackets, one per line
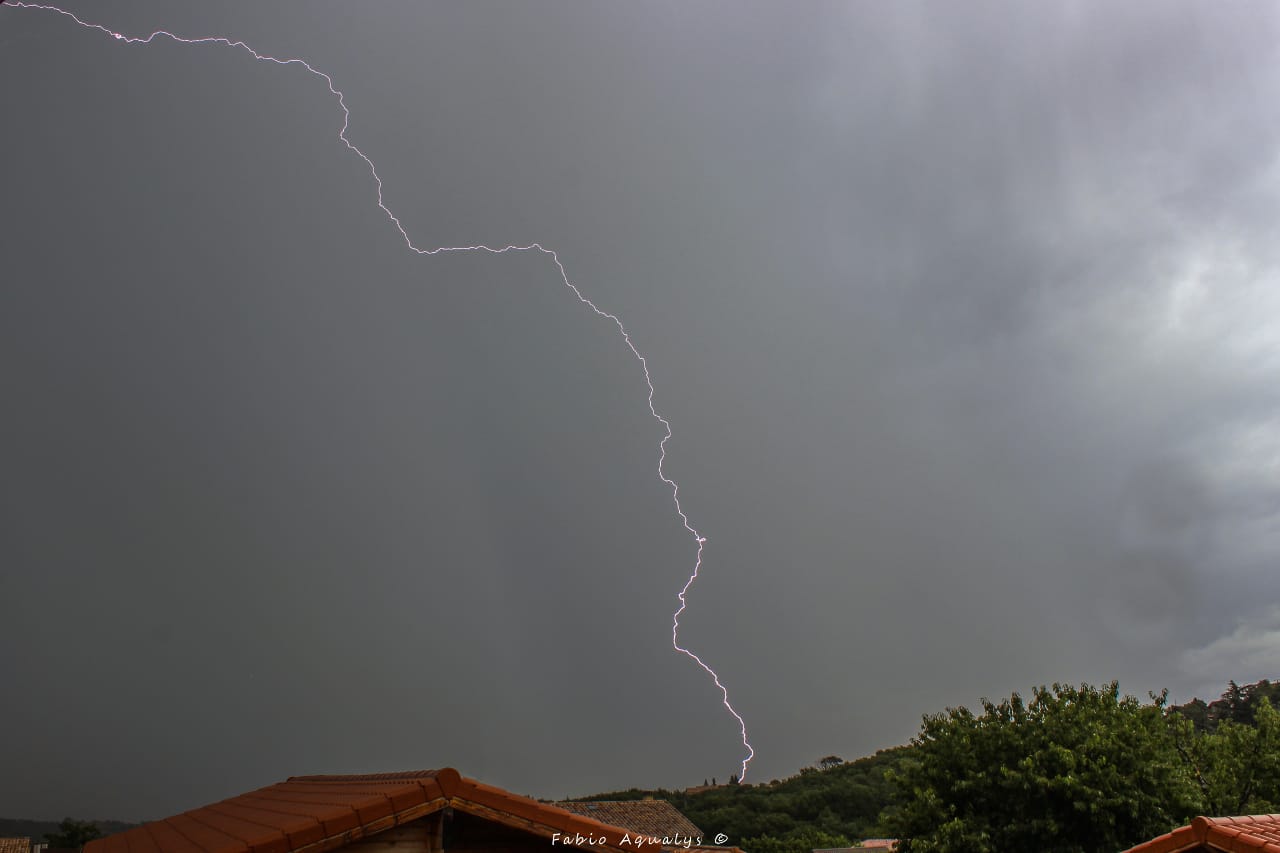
4,0,1280,824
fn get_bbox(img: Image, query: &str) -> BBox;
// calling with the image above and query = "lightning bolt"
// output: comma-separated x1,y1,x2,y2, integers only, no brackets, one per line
7,3,754,780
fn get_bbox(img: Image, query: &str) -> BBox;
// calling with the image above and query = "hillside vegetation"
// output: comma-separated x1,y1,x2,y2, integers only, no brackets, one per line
577,678,1280,853
575,747,909,852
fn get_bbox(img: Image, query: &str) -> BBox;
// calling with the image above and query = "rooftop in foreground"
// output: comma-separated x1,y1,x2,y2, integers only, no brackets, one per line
85,768,738,853
1122,815,1280,853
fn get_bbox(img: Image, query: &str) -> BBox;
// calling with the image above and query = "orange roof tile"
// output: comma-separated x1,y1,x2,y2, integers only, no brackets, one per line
1122,815,1280,853
85,768,691,853
0,839,30,853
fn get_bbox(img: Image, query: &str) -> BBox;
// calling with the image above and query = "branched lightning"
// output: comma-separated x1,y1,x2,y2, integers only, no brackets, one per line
8,3,754,779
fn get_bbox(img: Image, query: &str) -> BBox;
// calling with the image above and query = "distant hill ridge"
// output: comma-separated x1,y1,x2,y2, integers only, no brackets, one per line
0,818,136,843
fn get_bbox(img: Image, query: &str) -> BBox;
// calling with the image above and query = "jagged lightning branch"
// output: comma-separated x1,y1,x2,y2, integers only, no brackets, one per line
8,2,754,779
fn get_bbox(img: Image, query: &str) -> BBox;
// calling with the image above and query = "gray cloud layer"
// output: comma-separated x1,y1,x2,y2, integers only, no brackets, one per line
3,0,1279,821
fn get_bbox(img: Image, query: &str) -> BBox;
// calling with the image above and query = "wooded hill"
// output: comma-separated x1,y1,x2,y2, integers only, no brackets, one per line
575,677,1280,853
573,746,911,853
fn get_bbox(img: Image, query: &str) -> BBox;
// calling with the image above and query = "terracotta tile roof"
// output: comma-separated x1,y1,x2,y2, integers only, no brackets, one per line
83,768,692,853
553,801,702,840
1122,815,1280,852
0,839,29,853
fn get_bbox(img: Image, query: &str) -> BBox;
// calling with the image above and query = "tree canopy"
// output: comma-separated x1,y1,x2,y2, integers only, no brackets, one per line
1172,693,1280,816
880,682,1199,853
45,817,103,848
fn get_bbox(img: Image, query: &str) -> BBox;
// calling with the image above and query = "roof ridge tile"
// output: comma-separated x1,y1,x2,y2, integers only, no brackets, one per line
1127,815,1280,852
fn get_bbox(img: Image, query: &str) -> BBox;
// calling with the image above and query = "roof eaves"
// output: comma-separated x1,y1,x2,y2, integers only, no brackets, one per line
283,792,448,853
450,776,665,853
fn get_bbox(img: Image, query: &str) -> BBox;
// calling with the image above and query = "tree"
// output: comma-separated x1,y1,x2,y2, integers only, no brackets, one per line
1172,679,1280,732
1173,696,1280,814
1173,697,1211,732
818,755,845,771
880,682,1199,853
45,818,103,848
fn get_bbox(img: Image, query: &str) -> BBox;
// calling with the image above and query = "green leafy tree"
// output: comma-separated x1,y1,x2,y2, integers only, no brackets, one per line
1172,679,1280,732
1174,697,1211,732
880,682,1199,853
1173,696,1280,814
45,818,103,848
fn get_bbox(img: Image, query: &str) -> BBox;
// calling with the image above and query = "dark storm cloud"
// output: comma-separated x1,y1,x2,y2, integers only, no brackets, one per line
795,0,1280,690
3,0,1280,820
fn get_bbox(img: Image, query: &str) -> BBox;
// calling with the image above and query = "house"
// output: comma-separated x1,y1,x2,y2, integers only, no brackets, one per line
552,802,741,853
1122,815,1280,852
0,839,31,853
554,801,706,849
554,801,702,843
83,768,719,853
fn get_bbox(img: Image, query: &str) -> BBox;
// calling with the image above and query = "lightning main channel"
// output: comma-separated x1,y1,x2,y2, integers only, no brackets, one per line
9,3,754,779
